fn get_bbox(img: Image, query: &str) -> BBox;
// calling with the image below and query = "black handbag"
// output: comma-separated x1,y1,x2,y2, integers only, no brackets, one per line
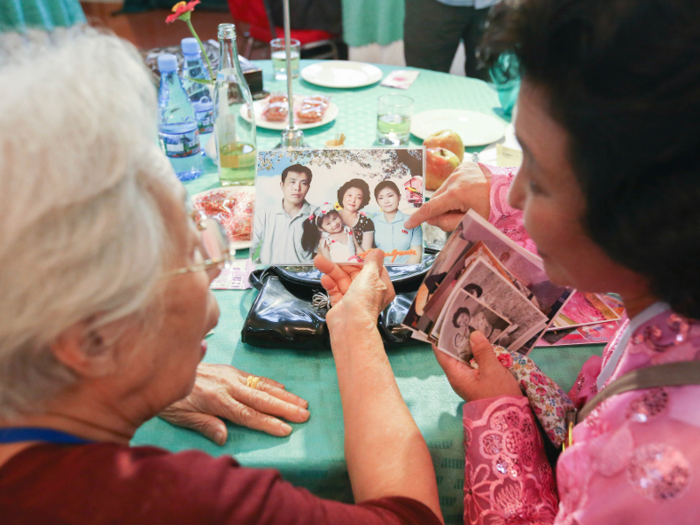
241,256,436,350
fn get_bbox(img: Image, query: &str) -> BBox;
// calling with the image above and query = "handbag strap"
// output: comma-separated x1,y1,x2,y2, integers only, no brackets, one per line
576,360,700,423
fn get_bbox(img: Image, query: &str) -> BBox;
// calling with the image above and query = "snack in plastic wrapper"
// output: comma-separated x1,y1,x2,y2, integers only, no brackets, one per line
193,189,253,241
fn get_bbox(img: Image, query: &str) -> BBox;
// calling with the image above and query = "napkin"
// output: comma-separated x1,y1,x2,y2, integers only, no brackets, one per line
381,70,420,90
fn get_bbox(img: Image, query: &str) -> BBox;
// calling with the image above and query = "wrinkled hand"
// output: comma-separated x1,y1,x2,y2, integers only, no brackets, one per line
160,363,310,444
433,331,522,402
404,161,492,232
314,249,395,325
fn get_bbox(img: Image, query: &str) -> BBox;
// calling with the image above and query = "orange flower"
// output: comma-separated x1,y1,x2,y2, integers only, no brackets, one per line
165,0,200,23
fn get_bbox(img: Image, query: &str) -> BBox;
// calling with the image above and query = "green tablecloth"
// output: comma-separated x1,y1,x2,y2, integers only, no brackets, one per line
132,60,603,523
341,0,404,47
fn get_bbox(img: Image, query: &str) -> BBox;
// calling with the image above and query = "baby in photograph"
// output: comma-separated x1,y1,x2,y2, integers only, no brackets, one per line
372,180,423,264
301,203,362,263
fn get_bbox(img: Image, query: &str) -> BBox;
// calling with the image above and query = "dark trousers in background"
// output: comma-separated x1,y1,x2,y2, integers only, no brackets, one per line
404,0,491,81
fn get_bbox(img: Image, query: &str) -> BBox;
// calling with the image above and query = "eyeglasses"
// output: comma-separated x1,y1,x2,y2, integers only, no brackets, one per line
165,204,236,278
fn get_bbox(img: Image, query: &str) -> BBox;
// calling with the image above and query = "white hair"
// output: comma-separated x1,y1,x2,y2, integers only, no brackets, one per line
0,28,180,417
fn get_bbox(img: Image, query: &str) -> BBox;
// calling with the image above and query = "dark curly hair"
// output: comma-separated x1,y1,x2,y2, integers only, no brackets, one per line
452,307,471,328
337,179,371,210
479,0,700,318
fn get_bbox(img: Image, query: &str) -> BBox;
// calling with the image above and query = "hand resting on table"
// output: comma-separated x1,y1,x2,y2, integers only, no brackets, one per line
160,363,310,444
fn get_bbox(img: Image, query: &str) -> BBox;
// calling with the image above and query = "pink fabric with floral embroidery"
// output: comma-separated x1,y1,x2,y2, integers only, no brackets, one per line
461,166,700,524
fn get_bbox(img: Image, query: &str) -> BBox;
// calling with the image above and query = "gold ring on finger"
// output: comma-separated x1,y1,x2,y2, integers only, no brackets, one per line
246,375,261,389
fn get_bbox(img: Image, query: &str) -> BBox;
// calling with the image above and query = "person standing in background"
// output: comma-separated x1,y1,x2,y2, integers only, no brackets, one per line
404,0,499,80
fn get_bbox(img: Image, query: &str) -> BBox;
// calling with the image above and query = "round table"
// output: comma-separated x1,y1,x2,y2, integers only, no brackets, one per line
132,59,603,523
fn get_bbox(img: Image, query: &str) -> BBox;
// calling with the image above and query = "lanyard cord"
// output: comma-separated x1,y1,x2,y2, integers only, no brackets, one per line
0,427,92,445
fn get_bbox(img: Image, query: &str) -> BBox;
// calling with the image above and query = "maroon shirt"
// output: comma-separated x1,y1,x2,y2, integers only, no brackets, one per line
0,443,441,524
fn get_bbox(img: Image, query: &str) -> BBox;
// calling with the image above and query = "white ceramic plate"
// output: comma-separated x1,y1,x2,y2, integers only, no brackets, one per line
300,61,383,88
192,187,255,250
411,109,506,147
240,99,339,130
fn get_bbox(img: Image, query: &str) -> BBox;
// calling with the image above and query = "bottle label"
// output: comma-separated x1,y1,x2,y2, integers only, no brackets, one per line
196,108,214,134
159,129,201,158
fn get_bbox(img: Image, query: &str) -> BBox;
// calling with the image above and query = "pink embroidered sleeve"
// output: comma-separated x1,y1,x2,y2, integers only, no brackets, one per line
483,165,539,255
463,395,558,525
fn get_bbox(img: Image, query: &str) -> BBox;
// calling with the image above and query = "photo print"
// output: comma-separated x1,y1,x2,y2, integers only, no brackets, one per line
404,209,573,355
436,290,512,363
252,148,425,265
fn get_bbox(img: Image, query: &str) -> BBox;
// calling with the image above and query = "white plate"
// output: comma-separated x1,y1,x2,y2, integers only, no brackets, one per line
192,187,255,250
240,98,339,130
411,109,506,147
300,61,383,88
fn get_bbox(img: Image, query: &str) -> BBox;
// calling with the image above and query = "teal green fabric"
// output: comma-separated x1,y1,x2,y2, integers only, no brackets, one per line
0,0,85,33
132,60,602,523
489,53,520,119
341,0,404,47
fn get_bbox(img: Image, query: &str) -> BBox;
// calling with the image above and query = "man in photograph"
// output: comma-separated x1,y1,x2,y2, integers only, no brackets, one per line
252,164,318,264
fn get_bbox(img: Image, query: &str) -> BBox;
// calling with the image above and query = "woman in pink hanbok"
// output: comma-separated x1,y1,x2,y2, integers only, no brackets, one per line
402,0,700,522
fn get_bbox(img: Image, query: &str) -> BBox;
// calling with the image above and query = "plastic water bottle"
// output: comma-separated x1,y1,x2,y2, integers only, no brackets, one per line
181,38,214,136
157,54,202,181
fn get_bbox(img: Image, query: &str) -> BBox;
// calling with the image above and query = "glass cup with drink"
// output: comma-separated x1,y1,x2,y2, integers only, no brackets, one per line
270,38,300,81
376,94,414,146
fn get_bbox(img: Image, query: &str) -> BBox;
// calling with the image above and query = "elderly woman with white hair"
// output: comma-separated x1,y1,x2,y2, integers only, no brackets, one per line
0,30,442,524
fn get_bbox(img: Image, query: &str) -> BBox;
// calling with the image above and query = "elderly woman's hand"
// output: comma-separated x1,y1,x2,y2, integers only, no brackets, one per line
314,249,395,325
160,363,310,444
404,162,492,232
433,331,522,402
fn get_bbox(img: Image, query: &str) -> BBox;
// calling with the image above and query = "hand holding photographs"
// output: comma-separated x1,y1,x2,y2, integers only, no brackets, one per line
403,209,572,360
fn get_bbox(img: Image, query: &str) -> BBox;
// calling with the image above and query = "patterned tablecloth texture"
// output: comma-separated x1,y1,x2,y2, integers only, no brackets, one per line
130,61,603,524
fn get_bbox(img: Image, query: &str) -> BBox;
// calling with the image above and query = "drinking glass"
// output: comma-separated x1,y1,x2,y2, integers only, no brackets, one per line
376,94,413,146
270,38,301,80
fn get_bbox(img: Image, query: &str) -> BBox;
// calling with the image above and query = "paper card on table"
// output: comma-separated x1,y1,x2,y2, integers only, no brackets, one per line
549,291,621,330
254,148,425,266
496,144,523,168
381,70,420,90
210,258,255,290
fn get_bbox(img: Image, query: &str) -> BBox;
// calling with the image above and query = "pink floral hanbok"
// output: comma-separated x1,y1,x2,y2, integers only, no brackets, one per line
461,166,700,524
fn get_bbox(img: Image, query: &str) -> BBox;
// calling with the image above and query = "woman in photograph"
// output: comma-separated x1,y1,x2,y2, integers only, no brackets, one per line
337,178,375,252
301,203,362,263
451,307,472,354
399,0,700,522
373,180,423,264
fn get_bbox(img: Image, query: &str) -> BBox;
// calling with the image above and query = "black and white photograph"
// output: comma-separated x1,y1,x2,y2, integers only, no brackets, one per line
251,148,425,265
453,257,548,350
436,290,512,363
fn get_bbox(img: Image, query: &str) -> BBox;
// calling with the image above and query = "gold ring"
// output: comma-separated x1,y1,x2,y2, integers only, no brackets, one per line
246,375,261,389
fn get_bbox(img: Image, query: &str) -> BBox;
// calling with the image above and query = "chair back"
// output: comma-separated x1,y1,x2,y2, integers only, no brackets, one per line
227,0,276,41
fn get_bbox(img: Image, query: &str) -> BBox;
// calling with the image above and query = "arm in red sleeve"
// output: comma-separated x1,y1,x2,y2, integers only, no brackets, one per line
462,396,558,525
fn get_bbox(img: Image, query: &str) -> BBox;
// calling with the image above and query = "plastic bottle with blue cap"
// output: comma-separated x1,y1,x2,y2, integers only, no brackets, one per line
157,53,202,181
181,38,214,136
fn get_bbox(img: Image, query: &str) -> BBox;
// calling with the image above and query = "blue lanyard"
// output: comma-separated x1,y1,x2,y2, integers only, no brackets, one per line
0,427,91,445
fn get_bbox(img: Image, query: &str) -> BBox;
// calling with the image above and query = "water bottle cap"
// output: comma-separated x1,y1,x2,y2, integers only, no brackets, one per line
157,54,178,73
181,38,200,56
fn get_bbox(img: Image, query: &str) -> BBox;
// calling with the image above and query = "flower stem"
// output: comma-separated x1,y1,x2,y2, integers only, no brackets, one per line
186,19,215,83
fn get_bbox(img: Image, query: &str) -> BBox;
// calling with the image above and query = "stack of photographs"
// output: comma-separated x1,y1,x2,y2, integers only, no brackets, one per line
403,209,572,362
538,292,624,347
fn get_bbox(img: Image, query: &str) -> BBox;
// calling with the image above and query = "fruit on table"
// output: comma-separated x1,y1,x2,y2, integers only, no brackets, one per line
425,147,460,191
423,129,464,162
